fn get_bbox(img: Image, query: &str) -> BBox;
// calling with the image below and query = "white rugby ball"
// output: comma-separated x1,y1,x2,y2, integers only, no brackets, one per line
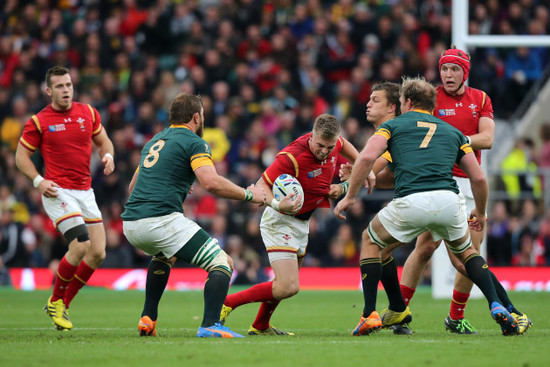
272,174,304,211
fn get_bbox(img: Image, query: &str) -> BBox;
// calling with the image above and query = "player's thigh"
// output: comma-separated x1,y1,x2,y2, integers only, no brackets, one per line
123,212,201,258
42,188,86,233
428,191,469,245
73,189,103,225
374,197,426,247
87,223,106,251
271,258,300,288
260,207,309,263
454,177,474,213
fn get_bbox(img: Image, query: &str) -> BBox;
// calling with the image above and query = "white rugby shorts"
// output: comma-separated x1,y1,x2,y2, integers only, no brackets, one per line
260,206,310,263
123,212,201,258
454,176,475,213
42,188,102,234
374,190,469,246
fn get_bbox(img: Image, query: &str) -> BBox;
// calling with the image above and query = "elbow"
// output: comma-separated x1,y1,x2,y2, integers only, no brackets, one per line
357,153,375,167
201,178,219,193
471,174,487,187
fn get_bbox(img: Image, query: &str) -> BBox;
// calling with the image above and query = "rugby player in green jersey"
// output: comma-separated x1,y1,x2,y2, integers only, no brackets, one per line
334,77,520,336
122,93,267,338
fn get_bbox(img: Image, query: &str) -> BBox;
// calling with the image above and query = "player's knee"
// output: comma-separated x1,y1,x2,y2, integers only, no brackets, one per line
204,249,232,275
64,224,90,244
275,281,299,299
226,255,234,271
416,241,439,261
286,283,300,298
90,249,106,264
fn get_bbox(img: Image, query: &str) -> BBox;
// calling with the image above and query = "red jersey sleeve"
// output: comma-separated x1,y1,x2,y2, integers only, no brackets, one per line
19,115,42,152
88,104,103,136
262,153,296,188
479,92,494,120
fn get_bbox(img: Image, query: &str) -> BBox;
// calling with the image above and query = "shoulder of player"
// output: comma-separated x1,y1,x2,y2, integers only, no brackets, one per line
464,86,488,99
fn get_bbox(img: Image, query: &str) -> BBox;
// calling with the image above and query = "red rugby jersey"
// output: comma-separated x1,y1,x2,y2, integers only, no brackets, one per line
263,133,344,215
434,85,494,178
19,102,103,190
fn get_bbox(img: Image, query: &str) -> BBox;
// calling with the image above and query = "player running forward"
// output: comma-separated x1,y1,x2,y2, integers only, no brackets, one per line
122,93,266,338
396,47,531,335
219,114,366,335
334,76,520,336
16,66,115,330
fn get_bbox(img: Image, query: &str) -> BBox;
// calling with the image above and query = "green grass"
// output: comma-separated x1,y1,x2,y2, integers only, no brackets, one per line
0,287,547,367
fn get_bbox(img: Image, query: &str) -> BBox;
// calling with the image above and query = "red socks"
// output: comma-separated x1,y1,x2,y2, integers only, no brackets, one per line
224,281,280,331
224,281,274,308
51,257,78,302
450,290,470,320
400,284,416,306
64,261,95,308
252,300,280,330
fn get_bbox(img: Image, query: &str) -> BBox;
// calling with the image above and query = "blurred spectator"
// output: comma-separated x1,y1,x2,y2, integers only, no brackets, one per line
501,138,541,205
511,229,545,266
503,47,543,116
539,123,550,190
226,234,268,285
487,201,513,266
0,207,28,268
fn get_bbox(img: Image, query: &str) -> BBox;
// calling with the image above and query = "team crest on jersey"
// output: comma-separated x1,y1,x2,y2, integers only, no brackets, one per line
282,234,292,244
48,124,66,132
469,103,477,117
308,168,322,178
77,117,86,131
438,109,456,117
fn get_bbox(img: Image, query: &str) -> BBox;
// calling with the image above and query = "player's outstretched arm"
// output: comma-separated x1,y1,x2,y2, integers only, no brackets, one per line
195,165,266,204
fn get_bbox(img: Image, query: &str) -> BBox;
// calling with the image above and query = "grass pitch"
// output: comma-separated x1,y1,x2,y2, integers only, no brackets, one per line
0,287,547,367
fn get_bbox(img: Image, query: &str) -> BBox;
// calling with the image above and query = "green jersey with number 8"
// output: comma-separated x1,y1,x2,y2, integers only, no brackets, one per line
122,126,213,221
375,110,472,199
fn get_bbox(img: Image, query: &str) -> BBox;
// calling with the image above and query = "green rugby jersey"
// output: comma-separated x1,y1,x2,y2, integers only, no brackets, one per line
122,126,213,220
375,110,472,198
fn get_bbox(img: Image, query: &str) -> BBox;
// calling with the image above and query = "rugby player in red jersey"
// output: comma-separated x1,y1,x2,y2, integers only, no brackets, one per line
219,113,369,335
395,47,531,335
15,66,115,330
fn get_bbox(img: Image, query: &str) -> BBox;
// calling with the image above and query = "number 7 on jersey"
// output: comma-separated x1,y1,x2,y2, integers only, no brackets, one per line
417,121,437,148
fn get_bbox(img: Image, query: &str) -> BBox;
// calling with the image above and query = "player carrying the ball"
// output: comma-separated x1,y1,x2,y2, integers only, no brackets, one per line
220,113,369,335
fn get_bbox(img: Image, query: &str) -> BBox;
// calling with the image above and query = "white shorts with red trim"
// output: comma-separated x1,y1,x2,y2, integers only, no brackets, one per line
260,206,310,263
42,188,102,234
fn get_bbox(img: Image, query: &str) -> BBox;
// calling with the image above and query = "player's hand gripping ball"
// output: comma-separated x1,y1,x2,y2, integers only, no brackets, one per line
272,174,304,211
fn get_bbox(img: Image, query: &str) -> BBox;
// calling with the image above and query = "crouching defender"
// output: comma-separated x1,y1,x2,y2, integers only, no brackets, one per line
122,93,266,338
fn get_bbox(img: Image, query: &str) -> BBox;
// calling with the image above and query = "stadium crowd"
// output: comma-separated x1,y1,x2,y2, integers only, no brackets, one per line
1,0,550,285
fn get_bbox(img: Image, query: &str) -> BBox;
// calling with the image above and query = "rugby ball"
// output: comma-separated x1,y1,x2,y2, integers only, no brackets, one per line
272,174,304,211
